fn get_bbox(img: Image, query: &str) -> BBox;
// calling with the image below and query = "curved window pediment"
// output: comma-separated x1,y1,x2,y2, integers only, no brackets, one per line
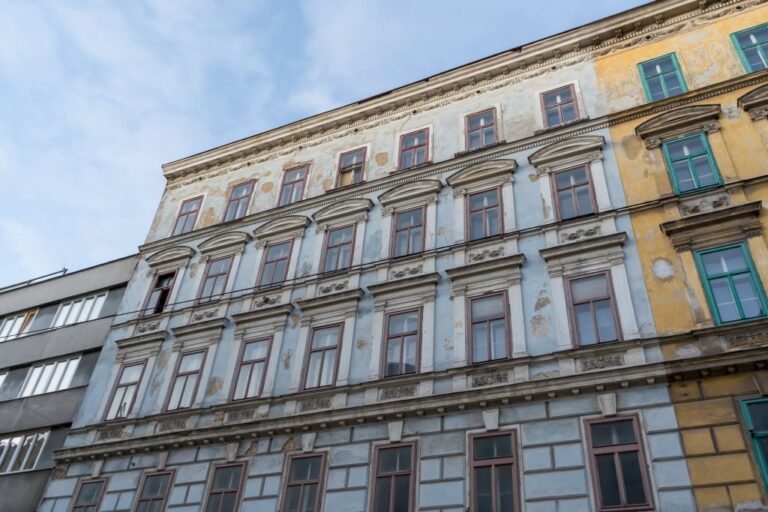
635,104,721,148
378,179,442,211
252,215,310,242
528,135,605,172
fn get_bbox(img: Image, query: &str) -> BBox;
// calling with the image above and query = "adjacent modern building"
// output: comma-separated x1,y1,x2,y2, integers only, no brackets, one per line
34,1,768,511
0,256,136,512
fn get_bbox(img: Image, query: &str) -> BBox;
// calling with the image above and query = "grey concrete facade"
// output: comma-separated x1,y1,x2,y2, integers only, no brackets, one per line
0,256,136,512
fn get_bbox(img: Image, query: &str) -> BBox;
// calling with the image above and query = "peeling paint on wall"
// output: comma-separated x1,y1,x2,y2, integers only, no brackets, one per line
651,258,676,281
355,338,368,350
205,377,222,398
282,349,292,370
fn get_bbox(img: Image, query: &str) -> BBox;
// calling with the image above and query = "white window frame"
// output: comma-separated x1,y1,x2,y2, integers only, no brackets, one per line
20,356,80,398
0,431,49,474
0,311,35,342
52,292,107,328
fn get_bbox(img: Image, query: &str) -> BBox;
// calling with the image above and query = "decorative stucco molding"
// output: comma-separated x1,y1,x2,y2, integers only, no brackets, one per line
198,231,251,256
368,273,439,310
635,104,721,148
115,332,165,363
446,253,525,295
378,179,442,214
540,232,627,277
232,303,292,339
528,135,605,172
171,317,227,352
252,215,310,245
660,201,762,252
145,246,195,268
311,198,373,231
295,289,363,326
737,83,768,121
446,159,516,196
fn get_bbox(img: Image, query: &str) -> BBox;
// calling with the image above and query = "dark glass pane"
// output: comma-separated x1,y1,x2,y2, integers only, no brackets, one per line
483,126,496,146
487,208,500,236
205,494,222,512
395,231,409,257
470,211,485,239
575,186,593,216
469,131,482,150
472,323,489,363
490,319,507,360
691,155,716,187
77,482,103,504
284,487,301,512
474,466,493,512
561,103,577,123
744,47,766,71
221,492,237,512
389,312,418,336
301,484,318,512
596,454,621,507
396,210,421,229
474,434,512,460
393,474,410,512
409,227,423,253
748,401,768,431
701,248,746,275
495,464,515,512
620,451,647,505
591,420,636,447
757,437,768,466
558,189,576,219
376,445,411,473
470,190,498,209
546,108,561,127
664,72,684,96
213,466,241,490
374,478,391,512
142,474,170,498
646,76,665,101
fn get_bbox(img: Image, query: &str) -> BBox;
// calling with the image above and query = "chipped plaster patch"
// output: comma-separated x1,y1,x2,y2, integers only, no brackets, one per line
282,349,292,370
651,258,676,281
375,152,389,166
205,377,222,398
355,338,368,349
528,173,538,182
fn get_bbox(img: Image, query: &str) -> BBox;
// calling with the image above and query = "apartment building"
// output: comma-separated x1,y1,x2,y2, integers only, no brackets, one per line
36,1,768,511
0,256,136,512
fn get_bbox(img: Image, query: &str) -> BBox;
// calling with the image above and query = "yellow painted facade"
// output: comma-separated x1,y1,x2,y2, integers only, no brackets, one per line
596,3,768,510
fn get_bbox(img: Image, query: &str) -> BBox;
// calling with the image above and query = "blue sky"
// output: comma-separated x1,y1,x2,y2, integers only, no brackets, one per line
0,0,648,287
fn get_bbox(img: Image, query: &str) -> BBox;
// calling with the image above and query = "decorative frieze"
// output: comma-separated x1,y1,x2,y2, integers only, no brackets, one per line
468,246,505,263
389,263,423,280
679,194,729,216
380,385,417,401
579,353,625,371
559,225,601,244
318,280,349,295
660,201,762,252
727,330,768,349
225,408,257,423
299,396,332,412
95,426,125,441
155,417,188,433
470,371,509,388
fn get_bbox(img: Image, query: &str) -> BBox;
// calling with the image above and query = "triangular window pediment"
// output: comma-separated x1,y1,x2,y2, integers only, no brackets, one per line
738,84,768,120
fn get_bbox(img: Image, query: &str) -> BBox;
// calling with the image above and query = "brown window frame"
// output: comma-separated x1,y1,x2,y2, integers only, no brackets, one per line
141,271,176,316
468,292,512,365
278,165,309,207
336,147,367,188
231,337,272,401
585,415,654,511
371,442,417,512
202,462,246,512
171,196,203,237
391,206,426,258
164,350,206,411
133,470,174,512
467,187,503,241
566,271,622,347
320,225,355,274
280,453,327,512
552,165,597,221
382,308,422,378
540,84,580,129
301,323,343,391
469,431,521,512
465,108,498,151
196,255,233,304
105,360,146,421
257,240,293,288
71,478,108,512
398,128,430,170
222,181,255,223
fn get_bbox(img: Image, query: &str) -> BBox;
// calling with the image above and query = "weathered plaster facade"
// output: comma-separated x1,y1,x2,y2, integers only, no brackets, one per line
35,1,768,511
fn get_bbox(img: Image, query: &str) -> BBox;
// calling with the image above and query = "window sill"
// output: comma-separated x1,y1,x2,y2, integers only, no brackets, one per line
392,161,433,174
534,117,590,135
454,140,507,158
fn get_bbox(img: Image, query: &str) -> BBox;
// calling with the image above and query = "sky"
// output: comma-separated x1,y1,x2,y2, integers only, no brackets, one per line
0,0,648,288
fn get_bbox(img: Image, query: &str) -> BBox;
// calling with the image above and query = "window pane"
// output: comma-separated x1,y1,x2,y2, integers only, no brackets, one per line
305,353,321,389
546,108,561,127
471,295,504,321
571,275,608,302
213,466,242,490
646,76,665,101
733,274,764,318
388,311,418,336
594,300,618,342
142,473,171,498
474,435,513,460
620,451,647,505
591,420,636,448
574,304,597,346
320,349,336,387
47,361,67,392
409,227,423,253
596,454,622,507
575,186,593,216
702,248,747,275
711,277,740,322
561,103,577,123
386,337,402,377
490,319,507,360
472,323,489,363
404,335,417,374
748,401,768,431
76,481,104,505
121,364,143,384
378,446,412,473
311,326,340,349
374,478,391,512
470,190,498,209
290,456,321,482
396,209,422,229
558,190,577,219
179,377,197,408
487,207,500,236
393,474,410,512
284,487,301,512
495,464,515,512
673,160,696,192
11,435,34,471
24,433,46,470
243,340,269,361
179,352,204,373
474,466,493,511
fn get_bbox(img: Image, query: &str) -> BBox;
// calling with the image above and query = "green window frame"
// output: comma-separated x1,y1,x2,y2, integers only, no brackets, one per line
741,398,768,491
695,242,768,325
661,133,722,195
638,53,687,102
731,23,768,72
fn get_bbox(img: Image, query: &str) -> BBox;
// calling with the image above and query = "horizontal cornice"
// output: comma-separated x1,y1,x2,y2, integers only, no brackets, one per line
160,0,761,183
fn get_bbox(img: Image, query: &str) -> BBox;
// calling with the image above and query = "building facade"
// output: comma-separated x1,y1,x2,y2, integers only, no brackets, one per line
0,256,136,512
36,1,768,511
